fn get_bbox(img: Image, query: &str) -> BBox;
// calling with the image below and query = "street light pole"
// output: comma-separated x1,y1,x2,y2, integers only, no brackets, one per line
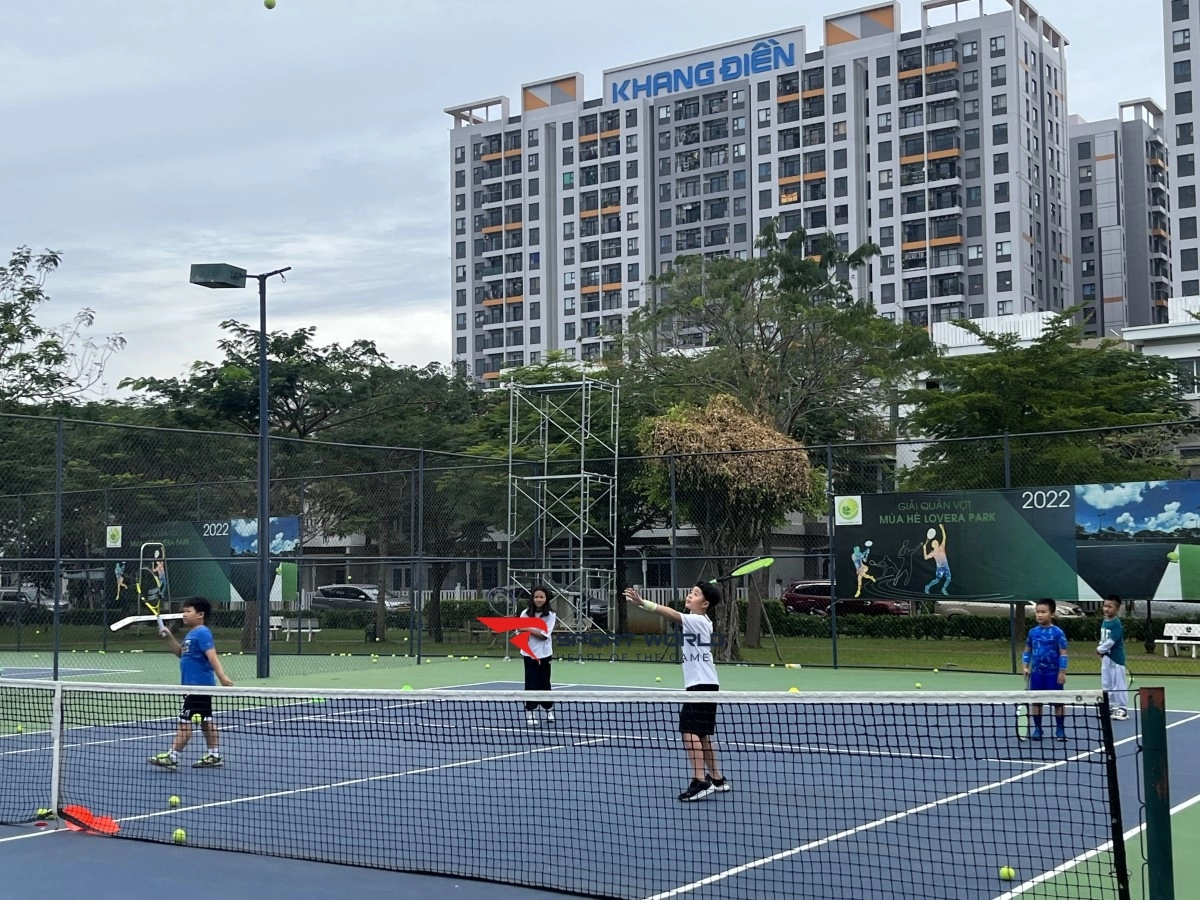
190,263,290,679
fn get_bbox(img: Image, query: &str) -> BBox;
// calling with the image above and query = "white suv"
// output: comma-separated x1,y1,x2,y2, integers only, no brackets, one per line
935,598,1085,618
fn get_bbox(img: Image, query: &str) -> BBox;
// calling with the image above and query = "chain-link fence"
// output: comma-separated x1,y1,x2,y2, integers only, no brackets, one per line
0,413,1195,681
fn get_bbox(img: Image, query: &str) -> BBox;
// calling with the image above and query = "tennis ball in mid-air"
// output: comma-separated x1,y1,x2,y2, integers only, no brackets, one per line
264,0,276,8
999,866,1016,881
191,713,202,724
173,828,187,844
168,796,180,808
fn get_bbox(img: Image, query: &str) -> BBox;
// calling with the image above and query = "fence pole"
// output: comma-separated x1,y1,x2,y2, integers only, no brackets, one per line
669,454,680,666
1004,431,1017,673
297,477,305,657
826,443,838,670
102,489,110,652
52,417,64,680
1140,687,1175,900
415,450,425,666
16,497,24,652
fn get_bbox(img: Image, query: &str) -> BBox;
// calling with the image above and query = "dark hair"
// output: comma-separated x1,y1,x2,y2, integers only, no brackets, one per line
1035,597,1056,614
695,581,722,613
525,585,553,617
1105,594,1123,607
182,597,212,621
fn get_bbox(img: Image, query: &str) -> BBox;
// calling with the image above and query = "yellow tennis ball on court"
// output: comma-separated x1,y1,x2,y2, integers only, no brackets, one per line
655,676,662,682
168,795,180,808
401,684,413,691
915,682,923,689
371,658,378,664
15,725,24,733
191,713,202,724
999,866,1016,881
933,668,939,673
485,663,491,669
173,828,187,844
788,687,799,693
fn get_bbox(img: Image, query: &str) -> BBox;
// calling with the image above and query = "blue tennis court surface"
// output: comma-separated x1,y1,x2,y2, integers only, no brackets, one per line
2,683,1197,899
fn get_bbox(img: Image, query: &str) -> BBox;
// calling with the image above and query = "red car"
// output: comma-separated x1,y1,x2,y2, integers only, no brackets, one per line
781,581,909,616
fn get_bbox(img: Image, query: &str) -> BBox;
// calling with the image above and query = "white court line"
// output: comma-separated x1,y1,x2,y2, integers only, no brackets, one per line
643,715,1200,900
993,711,1200,900
0,736,613,845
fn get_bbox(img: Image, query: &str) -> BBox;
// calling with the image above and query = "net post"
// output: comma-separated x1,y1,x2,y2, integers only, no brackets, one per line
48,681,65,830
1098,692,1132,900
1140,686,1175,900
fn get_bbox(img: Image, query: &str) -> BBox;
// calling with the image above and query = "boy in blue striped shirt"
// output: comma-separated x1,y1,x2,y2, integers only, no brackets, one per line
1022,598,1068,741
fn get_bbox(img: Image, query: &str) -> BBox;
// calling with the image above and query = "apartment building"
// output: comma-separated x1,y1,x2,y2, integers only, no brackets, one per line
1166,0,1200,296
446,0,1071,385
1068,100,1172,335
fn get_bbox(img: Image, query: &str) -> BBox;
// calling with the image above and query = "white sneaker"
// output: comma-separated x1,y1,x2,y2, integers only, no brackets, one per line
546,711,556,722
1111,708,1129,721
525,712,538,726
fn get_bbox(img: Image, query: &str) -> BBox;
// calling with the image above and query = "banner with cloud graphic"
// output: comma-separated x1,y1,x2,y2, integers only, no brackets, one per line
833,479,1200,603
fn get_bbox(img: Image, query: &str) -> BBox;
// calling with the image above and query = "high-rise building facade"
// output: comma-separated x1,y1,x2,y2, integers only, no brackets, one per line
1166,0,1199,297
1068,100,1171,335
447,0,1070,385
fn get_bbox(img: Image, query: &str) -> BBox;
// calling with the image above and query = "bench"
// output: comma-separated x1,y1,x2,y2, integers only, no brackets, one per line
1159,623,1200,658
267,616,321,641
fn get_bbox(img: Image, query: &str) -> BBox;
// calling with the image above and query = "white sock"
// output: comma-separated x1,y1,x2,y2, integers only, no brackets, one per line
168,750,179,761
209,748,221,757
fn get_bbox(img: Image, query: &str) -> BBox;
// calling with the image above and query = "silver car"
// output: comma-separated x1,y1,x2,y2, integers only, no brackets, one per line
935,598,1086,618
312,584,411,611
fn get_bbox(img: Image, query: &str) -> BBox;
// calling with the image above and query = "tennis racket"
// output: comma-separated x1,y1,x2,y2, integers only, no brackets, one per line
60,804,119,835
109,613,184,632
1015,670,1031,741
710,556,775,583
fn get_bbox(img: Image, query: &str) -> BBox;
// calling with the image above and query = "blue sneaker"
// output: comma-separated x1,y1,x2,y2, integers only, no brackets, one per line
1055,727,1066,742
1031,727,1044,741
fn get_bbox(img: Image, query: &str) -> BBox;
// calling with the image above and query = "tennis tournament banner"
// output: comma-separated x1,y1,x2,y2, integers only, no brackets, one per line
833,480,1200,603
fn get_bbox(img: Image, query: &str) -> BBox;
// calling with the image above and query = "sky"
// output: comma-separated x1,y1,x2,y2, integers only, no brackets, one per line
1075,480,1200,533
0,0,1168,397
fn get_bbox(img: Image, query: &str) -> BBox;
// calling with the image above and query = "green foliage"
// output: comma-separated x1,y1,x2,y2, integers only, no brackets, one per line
622,221,932,445
901,312,1192,489
0,247,125,406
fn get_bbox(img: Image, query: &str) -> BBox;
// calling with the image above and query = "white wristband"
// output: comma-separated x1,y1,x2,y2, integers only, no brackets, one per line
640,599,656,611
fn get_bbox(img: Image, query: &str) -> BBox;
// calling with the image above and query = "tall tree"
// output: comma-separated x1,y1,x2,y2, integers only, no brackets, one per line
639,395,814,659
622,222,932,446
900,313,1192,490
0,246,125,405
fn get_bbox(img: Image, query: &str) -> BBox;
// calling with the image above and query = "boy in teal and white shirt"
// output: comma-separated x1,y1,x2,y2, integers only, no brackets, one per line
1097,594,1129,721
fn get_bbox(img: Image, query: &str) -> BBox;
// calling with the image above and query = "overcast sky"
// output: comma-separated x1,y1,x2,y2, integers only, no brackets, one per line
0,0,1166,396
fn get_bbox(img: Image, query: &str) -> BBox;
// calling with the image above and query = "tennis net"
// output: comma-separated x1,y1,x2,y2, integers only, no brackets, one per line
0,680,1130,900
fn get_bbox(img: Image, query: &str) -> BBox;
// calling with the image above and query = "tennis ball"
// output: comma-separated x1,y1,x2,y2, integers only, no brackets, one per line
485,663,491,669
933,668,939,673
191,714,202,724
999,866,1016,881
371,658,378,664
374,637,380,642
401,684,413,691
788,687,799,693
264,0,276,8
655,676,662,682
36,808,53,820
915,682,923,689
168,795,180,808
315,698,326,704
173,828,187,844
16,725,24,734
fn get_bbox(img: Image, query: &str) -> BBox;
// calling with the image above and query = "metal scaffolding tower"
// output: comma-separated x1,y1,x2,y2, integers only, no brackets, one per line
505,377,619,635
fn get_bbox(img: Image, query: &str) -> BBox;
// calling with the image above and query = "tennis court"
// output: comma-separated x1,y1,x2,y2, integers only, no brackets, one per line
3,675,1191,899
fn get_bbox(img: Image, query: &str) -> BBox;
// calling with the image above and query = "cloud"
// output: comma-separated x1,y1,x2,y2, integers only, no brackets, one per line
1075,482,1167,511
1115,512,1136,531
232,519,258,538
269,531,299,554
1143,502,1200,534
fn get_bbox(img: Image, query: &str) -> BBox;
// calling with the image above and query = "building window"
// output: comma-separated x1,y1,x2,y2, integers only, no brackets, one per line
996,270,1012,292
1184,248,1199,271
1179,122,1195,145
1077,141,1091,160
995,240,1012,262
964,128,980,151
995,211,1011,233
833,121,847,141
990,35,1006,56
1183,186,1197,209
757,80,771,101
1175,28,1191,51
990,65,1007,87
1181,154,1196,177
878,112,892,132
455,265,466,282
1176,60,1192,83
993,152,1009,174
962,41,978,61
1078,164,1093,181
1080,211,1095,229
625,108,638,128
758,108,771,127
878,140,893,161
994,182,1010,203
1179,91,1195,115
1079,188,1093,206
1173,0,1190,23
1183,217,1198,239
993,122,1008,144
1081,235,1095,253
992,94,1008,115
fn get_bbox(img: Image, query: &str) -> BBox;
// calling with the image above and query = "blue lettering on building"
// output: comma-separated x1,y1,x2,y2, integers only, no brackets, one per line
610,38,796,104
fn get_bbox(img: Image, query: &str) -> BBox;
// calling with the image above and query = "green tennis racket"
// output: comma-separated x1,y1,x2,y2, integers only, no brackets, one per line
710,556,775,584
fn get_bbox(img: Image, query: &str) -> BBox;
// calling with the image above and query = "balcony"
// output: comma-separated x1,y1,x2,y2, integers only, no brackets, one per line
932,275,964,298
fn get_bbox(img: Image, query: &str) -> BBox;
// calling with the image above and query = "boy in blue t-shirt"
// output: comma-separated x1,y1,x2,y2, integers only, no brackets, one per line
1022,598,1068,741
1097,594,1129,721
149,598,234,770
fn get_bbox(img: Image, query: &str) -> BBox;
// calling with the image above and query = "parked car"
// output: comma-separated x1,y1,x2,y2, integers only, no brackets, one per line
312,584,410,611
934,598,1086,619
781,581,910,616
0,586,68,622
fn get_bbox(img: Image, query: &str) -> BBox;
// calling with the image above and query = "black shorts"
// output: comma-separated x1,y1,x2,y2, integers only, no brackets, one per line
180,695,213,723
679,684,718,737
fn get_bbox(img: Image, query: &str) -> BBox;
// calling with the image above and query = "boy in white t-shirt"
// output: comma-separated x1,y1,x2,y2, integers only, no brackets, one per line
624,581,729,802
